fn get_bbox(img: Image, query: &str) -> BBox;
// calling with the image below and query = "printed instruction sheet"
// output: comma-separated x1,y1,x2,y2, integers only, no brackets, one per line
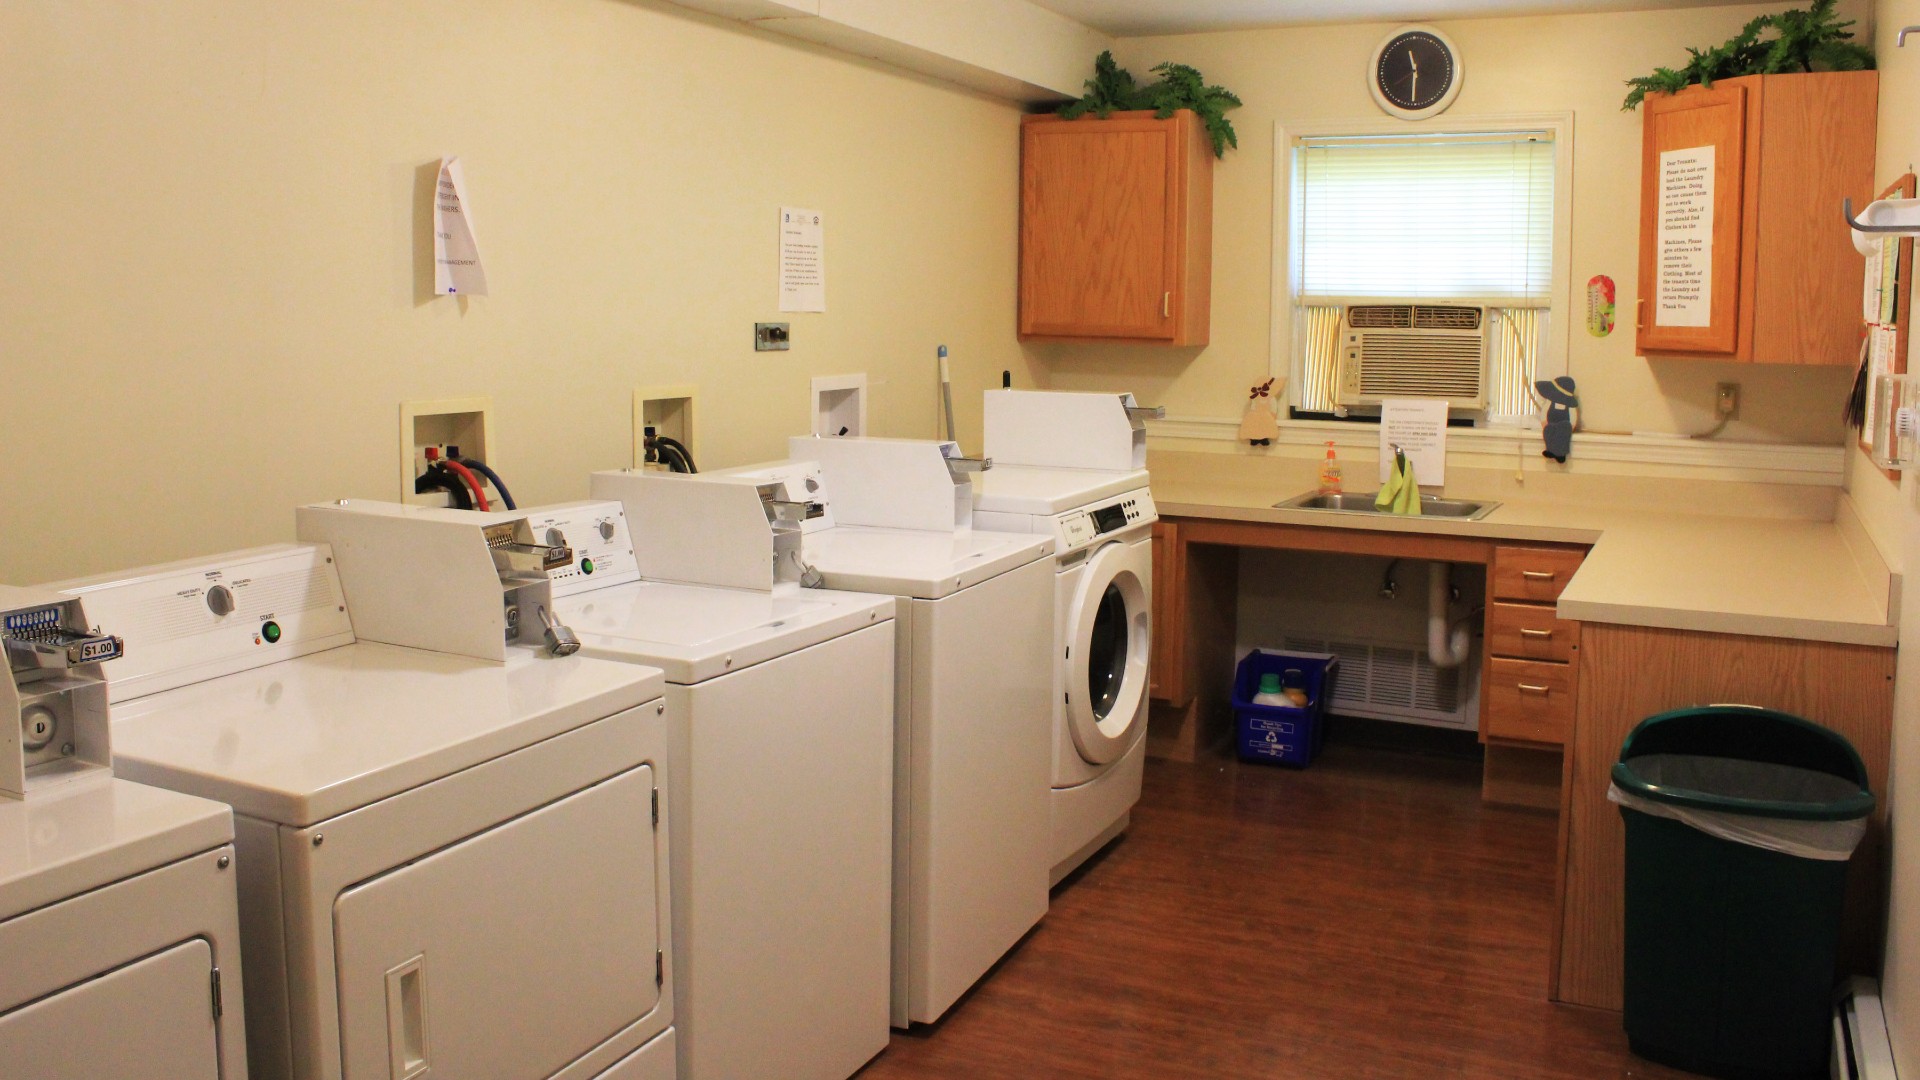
434,157,488,297
1379,398,1449,486
779,207,825,313
1654,146,1714,327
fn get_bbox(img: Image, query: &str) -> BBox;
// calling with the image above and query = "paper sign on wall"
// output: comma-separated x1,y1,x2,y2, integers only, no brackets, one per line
1654,146,1714,328
779,207,826,313
1379,399,1448,486
434,157,489,297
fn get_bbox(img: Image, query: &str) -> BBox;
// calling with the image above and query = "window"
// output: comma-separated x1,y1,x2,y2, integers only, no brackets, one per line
1285,127,1564,423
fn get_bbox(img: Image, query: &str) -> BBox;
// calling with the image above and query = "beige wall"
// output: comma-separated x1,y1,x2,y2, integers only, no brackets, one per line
1861,1,1920,1068
0,0,1037,584
1034,3,1866,443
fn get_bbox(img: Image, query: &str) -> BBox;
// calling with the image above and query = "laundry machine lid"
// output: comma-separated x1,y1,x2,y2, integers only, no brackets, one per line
555,579,893,683
0,776,232,921
800,526,1054,600
969,466,1149,517
109,642,664,827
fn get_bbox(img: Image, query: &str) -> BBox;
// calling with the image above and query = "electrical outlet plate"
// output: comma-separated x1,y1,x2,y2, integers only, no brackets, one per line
632,385,698,471
1715,382,1741,420
400,397,493,506
755,323,790,351
810,374,867,437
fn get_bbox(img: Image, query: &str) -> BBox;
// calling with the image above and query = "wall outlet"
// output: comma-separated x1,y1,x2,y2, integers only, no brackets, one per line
1715,382,1741,420
755,323,790,351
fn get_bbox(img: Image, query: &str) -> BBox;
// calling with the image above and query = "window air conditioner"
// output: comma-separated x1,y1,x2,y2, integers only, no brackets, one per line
1335,304,1488,410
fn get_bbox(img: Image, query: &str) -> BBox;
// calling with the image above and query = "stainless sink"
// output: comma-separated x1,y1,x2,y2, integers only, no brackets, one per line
1275,490,1499,521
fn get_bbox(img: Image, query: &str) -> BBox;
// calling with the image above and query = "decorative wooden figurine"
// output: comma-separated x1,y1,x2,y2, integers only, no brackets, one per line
1238,377,1281,445
1535,376,1579,463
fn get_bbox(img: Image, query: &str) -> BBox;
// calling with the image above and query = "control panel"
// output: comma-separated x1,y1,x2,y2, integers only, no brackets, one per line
525,501,643,598
1050,488,1155,556
0,586,123,798
59,545,357,703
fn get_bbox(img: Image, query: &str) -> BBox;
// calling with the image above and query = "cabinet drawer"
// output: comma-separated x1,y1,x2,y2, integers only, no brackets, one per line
1487,602,1577,662
1483,658,1573,745
1491,546,1586,603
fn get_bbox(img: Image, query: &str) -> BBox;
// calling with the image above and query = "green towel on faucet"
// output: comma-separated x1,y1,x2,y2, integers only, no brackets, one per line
1375,450,1421,514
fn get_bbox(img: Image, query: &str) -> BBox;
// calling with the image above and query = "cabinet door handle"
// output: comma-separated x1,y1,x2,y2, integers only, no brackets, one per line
1517,683,1552,695
1521,570,1557,581
1163,291,1172,318
1519,628,1554,639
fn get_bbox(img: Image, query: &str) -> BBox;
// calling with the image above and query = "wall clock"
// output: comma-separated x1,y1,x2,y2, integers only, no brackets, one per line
1369,25,1463,120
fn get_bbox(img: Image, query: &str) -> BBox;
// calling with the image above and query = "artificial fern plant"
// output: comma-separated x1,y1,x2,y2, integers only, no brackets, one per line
1058,51,1243,158
1623,0,1873,110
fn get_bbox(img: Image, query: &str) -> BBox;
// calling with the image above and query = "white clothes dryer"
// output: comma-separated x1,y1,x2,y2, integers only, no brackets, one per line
61,546,677,1080
0,586,249,1079
527,501,896,1080
973,467,1156,885
795,523,1055,1028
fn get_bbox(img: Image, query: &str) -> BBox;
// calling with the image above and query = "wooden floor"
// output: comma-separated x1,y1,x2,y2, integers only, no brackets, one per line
857,730,1701,1079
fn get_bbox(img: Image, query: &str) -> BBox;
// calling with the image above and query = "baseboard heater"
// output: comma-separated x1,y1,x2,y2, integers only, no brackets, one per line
1834,977,1898,1080
1282,634,1477,731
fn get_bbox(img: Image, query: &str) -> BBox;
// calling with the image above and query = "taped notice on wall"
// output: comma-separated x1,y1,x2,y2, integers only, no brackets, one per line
434,157,489,297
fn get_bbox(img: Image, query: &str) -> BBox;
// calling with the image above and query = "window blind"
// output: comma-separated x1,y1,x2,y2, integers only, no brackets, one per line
1295,133,1555,303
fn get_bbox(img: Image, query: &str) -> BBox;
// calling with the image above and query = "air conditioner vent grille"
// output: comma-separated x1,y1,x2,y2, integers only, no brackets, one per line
1347,305,1411,329
1355,335,1486,398
1414,306,1483,330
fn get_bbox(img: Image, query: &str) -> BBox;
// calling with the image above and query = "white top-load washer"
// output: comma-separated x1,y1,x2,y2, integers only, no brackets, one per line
974,389,1160,885
522,497,896,1080
61,510,678,1080
0,585,249,1079
598,447,1055,1030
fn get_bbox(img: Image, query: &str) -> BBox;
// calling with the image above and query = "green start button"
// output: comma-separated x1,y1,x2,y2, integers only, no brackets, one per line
261,621,282,644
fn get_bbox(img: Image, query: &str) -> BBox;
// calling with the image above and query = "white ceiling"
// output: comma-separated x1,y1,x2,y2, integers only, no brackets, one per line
1028,0,1749,37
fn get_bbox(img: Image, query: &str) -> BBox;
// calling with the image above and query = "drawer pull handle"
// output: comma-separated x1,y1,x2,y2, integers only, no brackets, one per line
1519,628,1554,639
1517,683,1552,695
1521,570,1557,581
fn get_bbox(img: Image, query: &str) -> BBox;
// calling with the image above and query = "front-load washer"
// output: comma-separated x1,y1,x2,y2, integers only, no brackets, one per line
61,544,677,1080
0,586,249,1079
524,499,896,1080
974,468,1157,885
657,450,1057,1029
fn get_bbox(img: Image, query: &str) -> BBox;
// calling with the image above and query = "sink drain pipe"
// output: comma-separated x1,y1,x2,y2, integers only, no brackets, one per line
1428,562,1471,669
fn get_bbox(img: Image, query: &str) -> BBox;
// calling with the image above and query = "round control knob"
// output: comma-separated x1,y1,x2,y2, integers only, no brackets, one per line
598,520,616,542
206,585,235,617
546,527,568,548
21,706,57,753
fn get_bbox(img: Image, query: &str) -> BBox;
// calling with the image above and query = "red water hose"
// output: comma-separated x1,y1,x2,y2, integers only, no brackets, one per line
439,458,490,511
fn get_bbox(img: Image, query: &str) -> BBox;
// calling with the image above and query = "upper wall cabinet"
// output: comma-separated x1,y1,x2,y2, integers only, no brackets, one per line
1019,110,1213,346
1636,71,1877,365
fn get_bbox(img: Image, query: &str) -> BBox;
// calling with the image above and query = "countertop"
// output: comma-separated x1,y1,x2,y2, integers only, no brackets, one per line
1147,451,1898,648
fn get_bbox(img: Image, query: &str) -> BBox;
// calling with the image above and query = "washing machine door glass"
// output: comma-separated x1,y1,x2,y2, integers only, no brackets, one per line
1066,539,1151,765
1087,584,1129,720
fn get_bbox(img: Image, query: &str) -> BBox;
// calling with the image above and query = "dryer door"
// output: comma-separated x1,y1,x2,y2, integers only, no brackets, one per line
0,938,220,1079
1065,539,1151,765
333,765,660,1080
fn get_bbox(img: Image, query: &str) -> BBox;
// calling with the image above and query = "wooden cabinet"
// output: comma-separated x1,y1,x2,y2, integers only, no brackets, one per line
1635,71,1877,364
1480,544,1586,813
1019,110,1212,345
1149,520,1185,705
1480,545,1587,750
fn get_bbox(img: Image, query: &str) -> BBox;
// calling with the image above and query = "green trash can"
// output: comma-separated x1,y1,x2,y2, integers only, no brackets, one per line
1611,706,1874,1080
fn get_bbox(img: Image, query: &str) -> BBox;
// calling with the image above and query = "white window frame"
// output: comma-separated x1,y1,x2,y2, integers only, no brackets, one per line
1270,113,1575,425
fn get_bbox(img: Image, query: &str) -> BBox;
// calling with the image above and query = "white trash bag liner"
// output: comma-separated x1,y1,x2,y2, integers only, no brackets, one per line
1608,753,1869,862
